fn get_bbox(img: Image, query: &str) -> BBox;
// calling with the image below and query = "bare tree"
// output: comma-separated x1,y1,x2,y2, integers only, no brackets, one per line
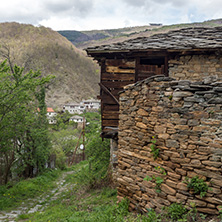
0,42,15,73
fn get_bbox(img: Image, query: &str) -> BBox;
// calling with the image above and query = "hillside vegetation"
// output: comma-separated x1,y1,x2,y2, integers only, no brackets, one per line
0,22,99,108
1,19,222,108
59,19,222,49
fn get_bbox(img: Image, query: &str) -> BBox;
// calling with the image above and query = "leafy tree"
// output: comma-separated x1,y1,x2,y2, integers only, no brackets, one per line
49,127,81,169
51,111,73,131
0,60,53,184
74,112,111,188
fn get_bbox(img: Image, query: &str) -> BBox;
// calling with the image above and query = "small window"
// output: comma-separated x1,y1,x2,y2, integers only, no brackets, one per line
137,56,167,80
140,57,165,67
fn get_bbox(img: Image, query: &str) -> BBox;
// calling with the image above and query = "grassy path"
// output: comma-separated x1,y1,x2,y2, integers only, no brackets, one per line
0,165,220,222
0,170,75,221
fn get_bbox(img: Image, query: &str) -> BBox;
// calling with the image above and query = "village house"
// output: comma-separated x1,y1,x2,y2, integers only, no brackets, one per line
81,99,100,110
37,107,57,124
69,115,85,129
69,115,84,123
86,26,222,215
46,107,57,124
86,26,222,138
63,103,85,114
63,99,100,114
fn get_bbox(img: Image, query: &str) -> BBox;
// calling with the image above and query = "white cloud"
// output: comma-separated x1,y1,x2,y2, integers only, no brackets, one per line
0,0,221,30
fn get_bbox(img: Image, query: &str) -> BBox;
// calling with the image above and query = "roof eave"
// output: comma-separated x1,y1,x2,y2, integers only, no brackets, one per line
86,47,222,58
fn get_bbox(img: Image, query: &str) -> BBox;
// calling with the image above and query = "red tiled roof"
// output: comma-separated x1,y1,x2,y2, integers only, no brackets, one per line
37,107,55,112
47,107,55,112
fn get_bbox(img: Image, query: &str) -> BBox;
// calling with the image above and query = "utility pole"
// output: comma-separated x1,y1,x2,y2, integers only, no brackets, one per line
82,116,85,160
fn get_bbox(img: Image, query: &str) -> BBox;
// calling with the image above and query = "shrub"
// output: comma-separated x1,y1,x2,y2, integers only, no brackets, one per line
167,203,187,221
144,175,164,193
74,135,110,189
141,208,161,222
150,136,159,160
184,176,209,197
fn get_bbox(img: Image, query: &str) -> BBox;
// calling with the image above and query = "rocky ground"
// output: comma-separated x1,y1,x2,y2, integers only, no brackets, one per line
0,171,75,222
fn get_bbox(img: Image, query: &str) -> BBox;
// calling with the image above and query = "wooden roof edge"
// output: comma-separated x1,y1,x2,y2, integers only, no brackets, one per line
86,49,130,55
86,47,222,58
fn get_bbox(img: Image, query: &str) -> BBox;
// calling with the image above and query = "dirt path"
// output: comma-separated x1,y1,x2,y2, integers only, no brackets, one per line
0,171,75,222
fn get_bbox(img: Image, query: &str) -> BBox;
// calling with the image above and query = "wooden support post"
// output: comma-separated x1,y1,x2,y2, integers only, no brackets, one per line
69,131,83,166
82,116,85,161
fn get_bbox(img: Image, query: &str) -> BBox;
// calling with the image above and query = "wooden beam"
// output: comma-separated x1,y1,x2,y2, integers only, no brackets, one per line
99,83,120,105
102,113,119,119
106,66,135,74
105,59,135,68
102,119,119,127
102,73,135,81
103,104,119,111
101,94,119,105
165,56,169,76
135,57,139,82
101,81,133,89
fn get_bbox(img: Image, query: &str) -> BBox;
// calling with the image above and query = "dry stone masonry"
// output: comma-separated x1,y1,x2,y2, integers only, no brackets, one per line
169,55,222,81
117,76,222,215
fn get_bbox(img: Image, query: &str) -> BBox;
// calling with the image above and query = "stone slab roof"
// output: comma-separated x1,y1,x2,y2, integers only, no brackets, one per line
86,27,222,53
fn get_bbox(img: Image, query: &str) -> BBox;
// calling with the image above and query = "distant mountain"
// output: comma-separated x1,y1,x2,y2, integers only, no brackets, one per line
58,30,109,46
59,19,222,49
58,26,151,49
0,22,99,109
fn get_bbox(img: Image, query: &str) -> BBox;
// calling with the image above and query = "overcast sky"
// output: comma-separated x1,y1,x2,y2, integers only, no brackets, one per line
1,0,222,31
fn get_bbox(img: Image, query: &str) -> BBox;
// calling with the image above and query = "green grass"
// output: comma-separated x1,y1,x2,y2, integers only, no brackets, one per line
19,185,129,222
0,161,216,222
0,169,61,211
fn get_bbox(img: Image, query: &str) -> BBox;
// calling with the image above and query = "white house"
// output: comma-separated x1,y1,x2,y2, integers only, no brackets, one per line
47,107,57,124
37,107,57,124
81,99,100,110
63,103,85,114
69,115,84,123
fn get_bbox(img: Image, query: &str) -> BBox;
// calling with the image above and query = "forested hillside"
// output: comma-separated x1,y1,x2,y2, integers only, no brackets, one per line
59,19,222,49
0,22,99,108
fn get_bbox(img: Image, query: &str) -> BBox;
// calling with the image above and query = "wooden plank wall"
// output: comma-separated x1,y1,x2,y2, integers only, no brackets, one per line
137,64,165,81
101,59,136,134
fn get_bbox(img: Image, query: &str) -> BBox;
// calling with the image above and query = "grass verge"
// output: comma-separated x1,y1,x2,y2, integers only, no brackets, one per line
0,169,61,211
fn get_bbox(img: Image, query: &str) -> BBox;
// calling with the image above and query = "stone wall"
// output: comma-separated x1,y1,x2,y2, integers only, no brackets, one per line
169,54,222,81
117,76,222,214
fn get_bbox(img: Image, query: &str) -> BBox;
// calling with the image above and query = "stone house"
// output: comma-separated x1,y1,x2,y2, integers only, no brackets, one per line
86,26,222,138
86,27,222,214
